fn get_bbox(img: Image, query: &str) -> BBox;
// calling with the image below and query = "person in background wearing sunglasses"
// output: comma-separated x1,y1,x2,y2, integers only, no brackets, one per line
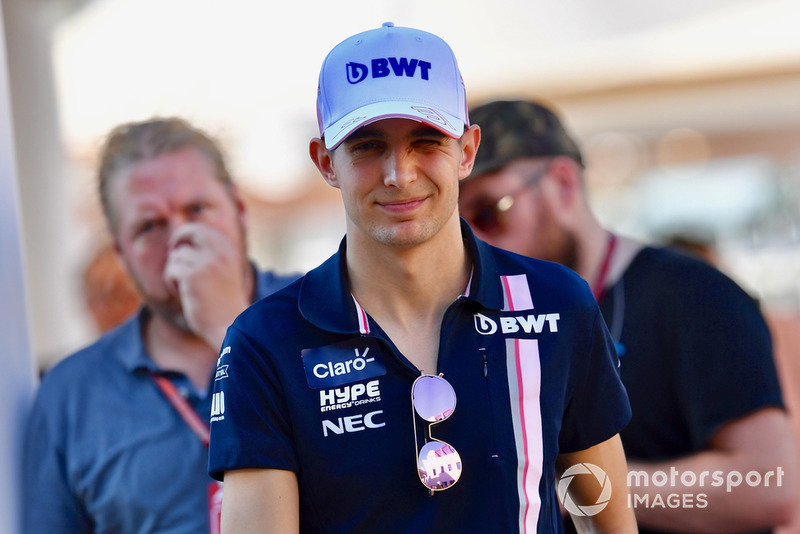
459,99,798,533
208,23,637,534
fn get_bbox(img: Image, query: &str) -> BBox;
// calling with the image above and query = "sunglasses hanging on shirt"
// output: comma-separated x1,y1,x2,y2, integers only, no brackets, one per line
411,373,462,495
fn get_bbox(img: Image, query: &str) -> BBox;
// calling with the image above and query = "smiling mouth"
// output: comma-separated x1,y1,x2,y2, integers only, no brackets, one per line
378,196,427,210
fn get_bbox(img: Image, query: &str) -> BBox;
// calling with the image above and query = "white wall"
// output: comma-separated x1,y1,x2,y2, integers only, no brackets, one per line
0,3,36,533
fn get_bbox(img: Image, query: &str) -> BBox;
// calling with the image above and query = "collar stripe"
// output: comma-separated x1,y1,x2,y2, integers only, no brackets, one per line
351,295,370,334
501,274,535,311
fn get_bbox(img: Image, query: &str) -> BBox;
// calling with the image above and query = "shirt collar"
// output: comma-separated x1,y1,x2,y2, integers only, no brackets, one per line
298,219,505,334
110,310,155,373
460,219,505,310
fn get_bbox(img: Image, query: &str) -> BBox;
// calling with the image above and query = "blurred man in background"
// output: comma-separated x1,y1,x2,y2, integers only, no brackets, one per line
23,117,298,533
459,99,798,533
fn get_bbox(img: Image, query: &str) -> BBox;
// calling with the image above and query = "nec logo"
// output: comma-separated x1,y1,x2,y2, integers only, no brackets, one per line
322,410,385,437
347,57,432,84
474,312,561,335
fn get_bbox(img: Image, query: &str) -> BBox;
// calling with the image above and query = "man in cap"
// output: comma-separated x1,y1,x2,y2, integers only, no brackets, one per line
208,25,637,533
459,99,798,533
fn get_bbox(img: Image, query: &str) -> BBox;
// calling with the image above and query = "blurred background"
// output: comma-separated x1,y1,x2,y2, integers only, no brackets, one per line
2,0,800,531
6,0,800,372
6,0,800,400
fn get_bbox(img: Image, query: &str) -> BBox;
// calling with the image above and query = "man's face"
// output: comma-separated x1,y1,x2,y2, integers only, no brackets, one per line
328,118,474,249
109,147,247,328
458,157,578,270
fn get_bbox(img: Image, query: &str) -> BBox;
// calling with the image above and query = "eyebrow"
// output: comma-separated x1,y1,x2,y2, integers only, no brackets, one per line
411,126,448,139
343,127,383,143
344,124,448,144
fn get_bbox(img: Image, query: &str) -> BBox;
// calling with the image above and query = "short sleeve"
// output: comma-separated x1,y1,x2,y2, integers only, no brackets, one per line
208,324,298,481
676,268,783,448
559,309,632,453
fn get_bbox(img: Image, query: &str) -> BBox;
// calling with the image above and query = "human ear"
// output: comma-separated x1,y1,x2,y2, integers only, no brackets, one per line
547,156,583,210
309,138,339,188
228,183,248,233
458,124,481,181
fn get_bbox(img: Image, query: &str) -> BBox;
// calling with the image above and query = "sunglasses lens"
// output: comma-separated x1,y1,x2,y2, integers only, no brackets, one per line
412,375,456,422
418,440,462,491
471,204,500,233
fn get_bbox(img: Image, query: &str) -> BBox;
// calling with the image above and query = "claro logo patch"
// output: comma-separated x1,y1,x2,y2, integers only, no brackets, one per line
302,338,386,388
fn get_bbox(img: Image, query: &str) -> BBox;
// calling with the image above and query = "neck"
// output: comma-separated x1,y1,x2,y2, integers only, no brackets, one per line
350,220,468,314
345,216,471,372
576,218,642,300
574,216,612,287
144,314,219,391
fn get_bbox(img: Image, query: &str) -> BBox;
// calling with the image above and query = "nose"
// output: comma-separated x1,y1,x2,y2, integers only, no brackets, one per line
382,147,416,189
166,213,193,248
168,213,189,233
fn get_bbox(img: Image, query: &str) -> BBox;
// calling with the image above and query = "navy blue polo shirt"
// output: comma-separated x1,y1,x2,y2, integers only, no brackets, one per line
209,222,631,533
23,268,297,534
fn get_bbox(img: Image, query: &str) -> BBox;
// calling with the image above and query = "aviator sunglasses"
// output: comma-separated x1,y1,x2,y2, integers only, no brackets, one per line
464,159,552,234
412,373,462,494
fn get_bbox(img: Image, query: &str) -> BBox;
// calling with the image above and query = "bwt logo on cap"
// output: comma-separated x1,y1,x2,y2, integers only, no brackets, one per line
346,58,432,84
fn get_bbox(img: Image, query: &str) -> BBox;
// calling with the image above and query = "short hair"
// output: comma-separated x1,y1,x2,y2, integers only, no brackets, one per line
97,117,234,230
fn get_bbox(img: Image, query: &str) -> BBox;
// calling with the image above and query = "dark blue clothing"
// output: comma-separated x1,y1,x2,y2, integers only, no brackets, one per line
22,268,297,534
209,223,631,533
601,246,783,534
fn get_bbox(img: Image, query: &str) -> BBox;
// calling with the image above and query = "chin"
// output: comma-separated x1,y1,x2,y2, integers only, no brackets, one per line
147,301,192,334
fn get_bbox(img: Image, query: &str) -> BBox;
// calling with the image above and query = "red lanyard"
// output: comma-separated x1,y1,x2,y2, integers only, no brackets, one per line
151,373,210,448
592,233,617,303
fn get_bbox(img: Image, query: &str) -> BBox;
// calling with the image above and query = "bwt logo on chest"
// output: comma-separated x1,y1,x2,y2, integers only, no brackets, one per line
347,57,432,84
474,312,561,336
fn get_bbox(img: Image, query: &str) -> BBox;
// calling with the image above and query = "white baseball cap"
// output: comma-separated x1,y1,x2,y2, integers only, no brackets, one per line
316,22,469,150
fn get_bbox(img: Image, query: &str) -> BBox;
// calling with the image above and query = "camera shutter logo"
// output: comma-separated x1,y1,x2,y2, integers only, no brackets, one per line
557,463,612,517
